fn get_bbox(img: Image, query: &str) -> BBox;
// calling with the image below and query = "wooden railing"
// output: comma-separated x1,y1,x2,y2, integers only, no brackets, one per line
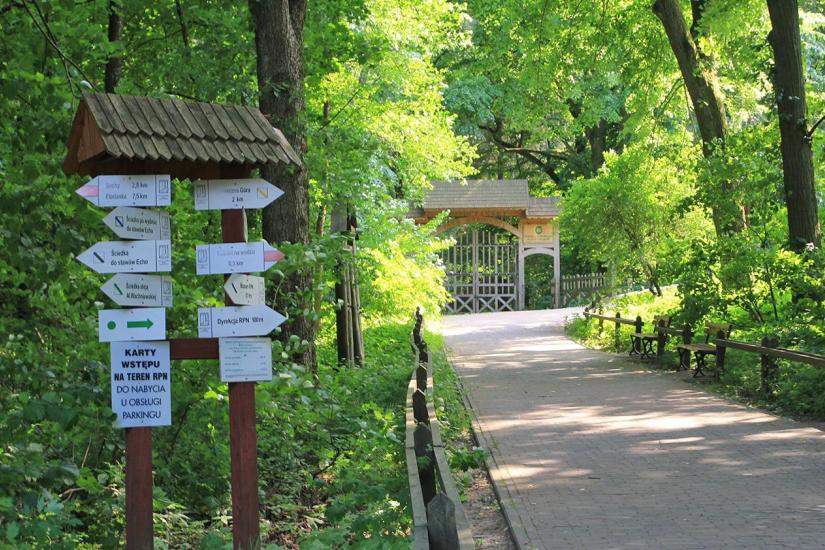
559,274,635,307
407,309,473,550
582,308,825,394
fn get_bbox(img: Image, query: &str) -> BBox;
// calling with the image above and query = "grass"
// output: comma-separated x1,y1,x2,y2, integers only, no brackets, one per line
565,288,825,421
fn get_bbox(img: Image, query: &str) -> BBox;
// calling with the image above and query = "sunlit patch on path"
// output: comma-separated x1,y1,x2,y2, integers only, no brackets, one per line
441,309,825,549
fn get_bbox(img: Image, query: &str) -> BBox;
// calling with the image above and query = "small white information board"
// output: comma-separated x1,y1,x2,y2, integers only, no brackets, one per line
224,274,266,305
103,207,171,240
76,175,171,207
195,241,283,275
110,340,171,428
193,179,284,210
101,274,173,307
99,308,166,342
77,239,172,274
219,337,273,382
197,305,285,338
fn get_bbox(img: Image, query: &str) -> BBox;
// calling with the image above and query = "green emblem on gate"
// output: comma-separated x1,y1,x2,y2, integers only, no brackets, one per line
535,225,543,235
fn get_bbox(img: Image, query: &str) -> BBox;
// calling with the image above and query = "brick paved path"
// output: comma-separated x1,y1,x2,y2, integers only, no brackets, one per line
441,309,825,549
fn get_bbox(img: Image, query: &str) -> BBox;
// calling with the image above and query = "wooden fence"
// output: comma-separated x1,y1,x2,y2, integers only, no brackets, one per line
559,274,634,307
583,308,825,395
407,309,473,550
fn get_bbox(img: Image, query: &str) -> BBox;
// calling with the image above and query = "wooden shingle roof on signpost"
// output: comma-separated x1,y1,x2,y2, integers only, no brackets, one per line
411,179,560,221
63,93,300,179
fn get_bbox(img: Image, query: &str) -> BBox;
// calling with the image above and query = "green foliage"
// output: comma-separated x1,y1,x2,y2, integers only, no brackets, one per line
562,145,711,293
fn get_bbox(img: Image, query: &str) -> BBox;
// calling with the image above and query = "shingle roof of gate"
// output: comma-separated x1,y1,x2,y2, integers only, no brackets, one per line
80,93,301,166
416,179,560,218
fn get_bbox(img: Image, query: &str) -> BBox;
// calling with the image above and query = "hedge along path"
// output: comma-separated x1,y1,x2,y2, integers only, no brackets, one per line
440,308,825,549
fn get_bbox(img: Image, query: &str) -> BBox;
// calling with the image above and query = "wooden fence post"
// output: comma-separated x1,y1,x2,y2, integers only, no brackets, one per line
683,323,693,345
125,427,153,550
416,364,428,392
414,423,436,505
427,493,459,550
761,336,780,397
656,318,667,364
222,209,260,550
715,330,727,380
598,306,604,336
614,311,621,349
413,389,429,424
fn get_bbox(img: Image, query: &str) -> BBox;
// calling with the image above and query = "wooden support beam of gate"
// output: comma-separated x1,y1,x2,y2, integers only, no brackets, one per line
554,228,561,309
518,240,525,310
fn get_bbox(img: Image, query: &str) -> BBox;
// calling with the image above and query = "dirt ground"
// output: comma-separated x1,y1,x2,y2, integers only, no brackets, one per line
462,465,517,549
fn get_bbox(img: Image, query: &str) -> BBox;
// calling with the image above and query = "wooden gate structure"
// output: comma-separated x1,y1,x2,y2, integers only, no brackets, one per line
410,180,561,311
439,228,518,313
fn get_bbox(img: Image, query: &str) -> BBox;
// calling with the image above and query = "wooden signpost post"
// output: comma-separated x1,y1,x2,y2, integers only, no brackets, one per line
65,92,301,550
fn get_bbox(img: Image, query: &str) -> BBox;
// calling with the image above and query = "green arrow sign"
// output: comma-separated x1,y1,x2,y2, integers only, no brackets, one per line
127,319,154,329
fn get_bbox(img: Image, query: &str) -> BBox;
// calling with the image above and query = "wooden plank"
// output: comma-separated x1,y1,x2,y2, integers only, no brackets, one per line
200,103,232,140
188,102,223,141
584,313,638,325
159,99,191,138
170,338,218,360
108,94,142,135
125,427,153,550
146,99,178,138
406,446,430,548
95,93,128,134
234,106,269,142
716,339,825,368
133,97,168,137
173,101,207,139
83,94,113,134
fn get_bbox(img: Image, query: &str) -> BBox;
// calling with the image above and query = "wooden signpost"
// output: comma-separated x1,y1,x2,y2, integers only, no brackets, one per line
65,92,302,550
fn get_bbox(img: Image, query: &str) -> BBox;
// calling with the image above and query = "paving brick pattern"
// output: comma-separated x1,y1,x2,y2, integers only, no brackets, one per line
441,309,825,549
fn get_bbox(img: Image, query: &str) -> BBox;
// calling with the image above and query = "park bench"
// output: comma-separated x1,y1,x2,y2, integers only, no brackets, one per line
630,315,671,361
677,323,732,378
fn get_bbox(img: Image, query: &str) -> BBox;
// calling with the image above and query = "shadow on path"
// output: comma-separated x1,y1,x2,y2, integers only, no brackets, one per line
441,309,825,549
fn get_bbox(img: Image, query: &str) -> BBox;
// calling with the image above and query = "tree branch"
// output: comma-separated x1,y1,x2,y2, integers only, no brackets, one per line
24,0,99,94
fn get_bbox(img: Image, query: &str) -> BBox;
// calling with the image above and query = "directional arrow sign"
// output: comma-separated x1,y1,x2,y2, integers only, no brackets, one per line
77,240,172,274
224,274,265,305
76,175,171,207
103,207,171,240
197,305,285,338
195,241,284,275
101,274,173,307
193,179,284,210
99,308,166,342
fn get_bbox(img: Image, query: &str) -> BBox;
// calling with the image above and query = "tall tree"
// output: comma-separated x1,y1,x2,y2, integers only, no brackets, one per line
104,0,122,93
766,0,822,250
248,0,315,368
653,0,745,235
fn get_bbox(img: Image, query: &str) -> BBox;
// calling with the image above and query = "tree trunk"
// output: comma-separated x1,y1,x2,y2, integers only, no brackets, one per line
586,119,607,173
249,0,315,369
767,0,822,250
653,0,744,235
104,1,122,93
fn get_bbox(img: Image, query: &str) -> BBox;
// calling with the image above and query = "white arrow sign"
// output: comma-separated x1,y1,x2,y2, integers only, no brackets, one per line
197,305,285,338
76,175,171,207
103,207,171,240
193,179,284,210
195,241,284,275
224,274,265,305
77,240,172,274
99,308,166,342
101,274,173,307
